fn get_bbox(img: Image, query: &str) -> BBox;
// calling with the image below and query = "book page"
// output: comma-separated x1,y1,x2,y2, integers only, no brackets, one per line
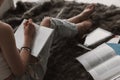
111,74,120,80
89,56,120,80
76,43,116,71
14,19,54,57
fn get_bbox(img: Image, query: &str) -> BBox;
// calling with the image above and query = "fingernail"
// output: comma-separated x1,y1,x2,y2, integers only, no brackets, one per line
29,19,32,23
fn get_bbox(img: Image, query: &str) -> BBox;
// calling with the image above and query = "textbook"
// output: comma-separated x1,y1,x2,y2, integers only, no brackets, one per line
14,19,54,57
76,43,120,80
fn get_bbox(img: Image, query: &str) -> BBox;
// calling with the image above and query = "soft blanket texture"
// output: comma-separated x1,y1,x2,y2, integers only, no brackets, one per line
1,0,120,80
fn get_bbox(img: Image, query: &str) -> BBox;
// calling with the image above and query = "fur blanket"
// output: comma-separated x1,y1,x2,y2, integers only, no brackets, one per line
1,0,120,80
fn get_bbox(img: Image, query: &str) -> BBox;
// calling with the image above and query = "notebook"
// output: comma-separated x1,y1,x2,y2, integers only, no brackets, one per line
14,19,54,57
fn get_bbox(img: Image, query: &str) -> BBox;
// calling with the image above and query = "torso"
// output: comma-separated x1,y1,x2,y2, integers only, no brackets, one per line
0,50,13,80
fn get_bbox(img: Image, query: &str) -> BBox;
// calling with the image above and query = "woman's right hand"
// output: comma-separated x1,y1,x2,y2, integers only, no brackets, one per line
23,19,36,48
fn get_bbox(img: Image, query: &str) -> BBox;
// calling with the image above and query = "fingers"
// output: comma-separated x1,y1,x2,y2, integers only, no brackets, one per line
28,19,34,28
29,19,32,24
24,20,29,27
24,19,34,28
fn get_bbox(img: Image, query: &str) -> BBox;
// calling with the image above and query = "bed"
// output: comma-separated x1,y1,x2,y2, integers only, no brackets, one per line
1,0,120,80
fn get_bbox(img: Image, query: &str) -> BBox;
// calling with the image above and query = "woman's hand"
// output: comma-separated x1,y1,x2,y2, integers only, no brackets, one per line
23,19,36,48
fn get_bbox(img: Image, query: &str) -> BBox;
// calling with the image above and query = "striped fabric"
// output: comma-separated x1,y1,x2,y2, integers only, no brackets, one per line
0,53,12,80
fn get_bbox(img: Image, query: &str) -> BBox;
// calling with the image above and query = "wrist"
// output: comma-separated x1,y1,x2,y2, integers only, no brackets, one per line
24,36,34,48
21,47,31,53
24,40,32,48
24,41,33,47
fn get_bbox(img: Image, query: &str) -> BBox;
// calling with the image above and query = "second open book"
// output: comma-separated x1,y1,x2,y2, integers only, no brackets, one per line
77,29,120,80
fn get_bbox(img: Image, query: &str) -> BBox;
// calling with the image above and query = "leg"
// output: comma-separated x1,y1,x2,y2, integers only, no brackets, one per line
40,4,94,38
40,4,95,27
40,17,51,27
40,17,92,38
67,4,95,24
40,17,92,39
76,19,92,38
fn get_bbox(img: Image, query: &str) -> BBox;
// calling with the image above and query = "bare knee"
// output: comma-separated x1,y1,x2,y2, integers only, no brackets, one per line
40,17,51,27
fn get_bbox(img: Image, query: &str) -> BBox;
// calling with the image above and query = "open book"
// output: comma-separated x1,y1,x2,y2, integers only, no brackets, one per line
14,19,54,57
76,43,120,80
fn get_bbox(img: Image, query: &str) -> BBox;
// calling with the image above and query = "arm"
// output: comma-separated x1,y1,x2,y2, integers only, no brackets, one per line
0,20,35,76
